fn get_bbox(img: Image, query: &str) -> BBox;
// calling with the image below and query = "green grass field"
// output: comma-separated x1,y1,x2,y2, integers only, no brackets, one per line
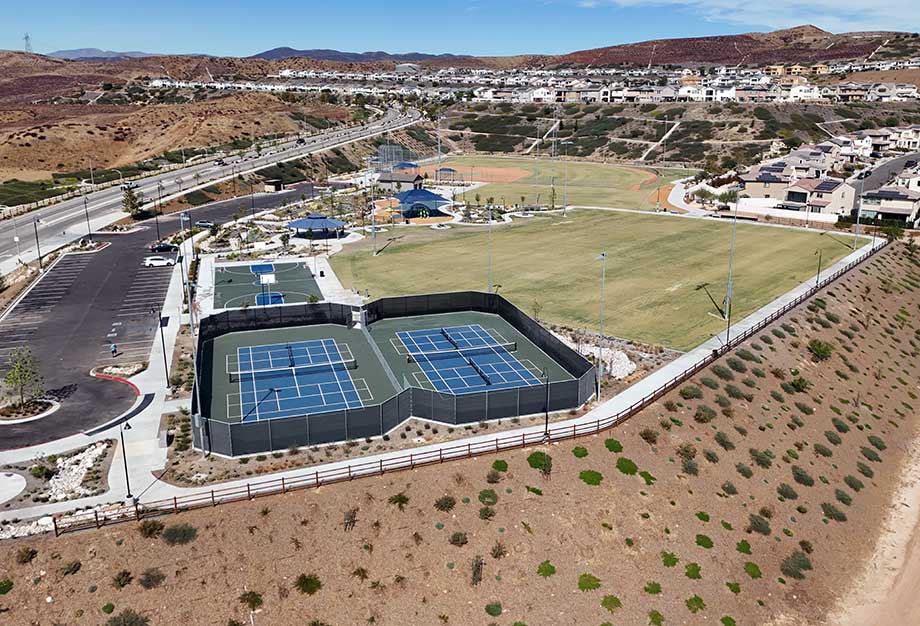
332,210,856,350
431,156,691,209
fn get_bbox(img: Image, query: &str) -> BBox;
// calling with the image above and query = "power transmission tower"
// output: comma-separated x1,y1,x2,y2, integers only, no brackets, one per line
24,33,33,54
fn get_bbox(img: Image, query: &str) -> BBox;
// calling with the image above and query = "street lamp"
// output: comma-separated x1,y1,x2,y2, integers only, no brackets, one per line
561,140,573,215
724,197,739,347
814,248,823,287
853,172,865,250
7,208,23,259
595,251,607,400
487,204,494,293
82,192,93,242
157,309,169,389
119,421,133,500
32,218,44,272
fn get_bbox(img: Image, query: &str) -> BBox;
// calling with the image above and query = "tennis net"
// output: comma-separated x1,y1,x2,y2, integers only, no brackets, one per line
229,358,357,383
439,327,460,349
406,342,517,364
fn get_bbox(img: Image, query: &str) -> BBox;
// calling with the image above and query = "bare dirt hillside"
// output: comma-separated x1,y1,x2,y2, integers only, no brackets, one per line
0,94,349,181
1,242,918,626
832,69,920,87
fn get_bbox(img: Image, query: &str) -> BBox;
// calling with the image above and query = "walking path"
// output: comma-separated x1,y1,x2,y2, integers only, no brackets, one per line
0,229,885,527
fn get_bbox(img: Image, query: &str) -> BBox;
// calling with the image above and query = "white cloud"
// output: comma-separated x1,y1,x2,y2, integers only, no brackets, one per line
576,0,920,34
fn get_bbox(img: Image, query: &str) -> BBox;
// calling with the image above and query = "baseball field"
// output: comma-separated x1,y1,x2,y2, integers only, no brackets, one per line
331,210,856,350
418,156,691,209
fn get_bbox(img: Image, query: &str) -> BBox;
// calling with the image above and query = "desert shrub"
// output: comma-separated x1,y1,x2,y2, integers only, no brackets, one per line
722,481,738,495
104,609,149,626
682,458,699,476
742,378,758,389
747,514,771,535
844,475,864,492
727,357,747,373
0,579,12,595
736,463,753,478
16,546,37,564
639,428,659,445
435,495,457,512
162,523,197,546
664,400,677,412
861,447,882,463
295,574,322,595
138,568,165,590
777,483,798,500
388,492,410,510
486,469,502,483
701,377,719,389
792,466,815,486
694,405,716,423
835,489,853,506
808,339,834,361
712,365,734,381
857,462,874,478
479,506,496,520
580,470,604,486
112,570,133,589
790,377,811,392
770,390,785,403
578,573,602,591
822,502,847,522
780,551,813,580
572,445,589,458
601,595,623,612
537,560,556,577
617,457,638,475
527,451,553,475
138,520,164,538
449,532,468,547
825,431,842,446
478,489,498,506
703,449,719,463
677,443,697,459
239,590,263,610
750,448,772,468
605,438,623,452
832,417,850,433
680,385,703,400
794,401,814,415
814,444,833,458
485,602,503,617
714,431,735,451
868,435,887,451
62,561,82,575
726,384,752,401
715,394,731,408
736,349,761,363
492,460,508,472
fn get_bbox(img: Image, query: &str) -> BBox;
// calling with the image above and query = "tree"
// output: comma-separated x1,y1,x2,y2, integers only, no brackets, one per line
530,299,544,322
280,233,291,249
122,187,144,216
880,224,904,242
3,347,44,407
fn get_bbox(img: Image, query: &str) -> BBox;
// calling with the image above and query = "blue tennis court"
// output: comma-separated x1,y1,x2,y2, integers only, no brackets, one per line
250,263,275,275
227,338,366,422
255,291,284,306
397,325,543,394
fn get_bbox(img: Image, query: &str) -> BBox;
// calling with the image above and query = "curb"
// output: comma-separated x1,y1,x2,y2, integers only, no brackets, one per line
90,372,141,396
0,400,62,425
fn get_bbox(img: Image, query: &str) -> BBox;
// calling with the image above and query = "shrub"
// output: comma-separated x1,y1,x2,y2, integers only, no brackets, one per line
795,402,814,415
295,574,322,595
435,495,456,512
492,460,508,472
715,431,735,451
639,429,658,445
16,546,37,564
832,417,850,433
0,579,12,595
822,502,847,522
857,462,874,478
814,444,833,458
770,390,785,402
701,377,719,389
580,470,604,486
239,591,263,610
104,609,149,626
680,385,703,400
162,523,197,546
479,506,496,520
736,463,753,478
835,489,853,506
661,551,679,567
747,514,771,536
682,458,699,476
601,595,623,612
616,457,638,475
694,405,716,423
736,540,752,555
712,365,734,381
62,561,82,575
725,384,751,401
715,394,731,408
696,534,714,549
478,489,498,505
138,568,165,590
825,431,842,446
744,562,762,579
704,449,719,463
578,573,602,591
686,595,706,613
677,443,697,460
449,532,468,546
844,475,864,492
644,581,662,594
537,560,556,577
808,339,834,361
727,357,747,373
604,438,623,453
736,349,761,363
572,445,589,458
527,451,553,475
137,520,164,539
388,492,410,510
792,466,815,486
685,562,702,579
722,481,738,495
868,435,887,451
777,483,798,500
861,447,882,463
780,551,813,580
750,448,772,468
485,602,502,617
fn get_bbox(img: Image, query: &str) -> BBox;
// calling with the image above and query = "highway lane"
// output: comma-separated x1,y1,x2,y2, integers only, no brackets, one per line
0,107,421,276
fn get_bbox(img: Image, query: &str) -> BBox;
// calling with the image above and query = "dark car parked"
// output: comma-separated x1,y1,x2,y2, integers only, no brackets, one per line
148,242,179,253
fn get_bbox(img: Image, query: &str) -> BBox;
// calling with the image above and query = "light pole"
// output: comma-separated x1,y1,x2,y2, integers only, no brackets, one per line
542,368,550,440
32,219,44,272
154,182,164,240
724,198,739,347
113,169,124,186
158,309,169,388
119,421,133,500
9,209,22,259
487,204,494,293
853,173,864,250
814,248,823,288
82,192,93,242
561,140,573,215
595,251,607,400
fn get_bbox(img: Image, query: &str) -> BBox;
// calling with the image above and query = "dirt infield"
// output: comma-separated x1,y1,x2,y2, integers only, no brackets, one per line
645,185,684,213
417,164,531,184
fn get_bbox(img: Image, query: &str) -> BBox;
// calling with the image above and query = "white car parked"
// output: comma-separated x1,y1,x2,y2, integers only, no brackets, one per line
143,256,176,268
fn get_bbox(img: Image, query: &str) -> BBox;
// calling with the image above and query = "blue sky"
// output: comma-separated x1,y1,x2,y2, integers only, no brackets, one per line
1,0,915,57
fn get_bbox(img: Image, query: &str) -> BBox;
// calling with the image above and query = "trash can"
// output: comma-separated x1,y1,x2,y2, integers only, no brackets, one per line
319,270,325,277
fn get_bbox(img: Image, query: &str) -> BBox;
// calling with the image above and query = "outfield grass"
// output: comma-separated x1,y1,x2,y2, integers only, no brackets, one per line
331,210,855,350
433,156,691,210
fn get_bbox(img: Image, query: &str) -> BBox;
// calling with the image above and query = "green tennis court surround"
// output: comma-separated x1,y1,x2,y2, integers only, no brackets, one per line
212,260,323,309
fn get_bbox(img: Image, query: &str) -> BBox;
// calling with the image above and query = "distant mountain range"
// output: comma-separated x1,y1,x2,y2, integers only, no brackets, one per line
49,48,159,61
249,47,469,63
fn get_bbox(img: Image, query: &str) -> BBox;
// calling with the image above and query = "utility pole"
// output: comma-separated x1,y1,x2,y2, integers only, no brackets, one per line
82,193,93,242
119,422,133,500
158,309,169,388
33,219,43,272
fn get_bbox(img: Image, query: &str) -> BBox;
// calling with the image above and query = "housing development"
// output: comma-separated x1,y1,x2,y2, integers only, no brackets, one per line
0,14,919,626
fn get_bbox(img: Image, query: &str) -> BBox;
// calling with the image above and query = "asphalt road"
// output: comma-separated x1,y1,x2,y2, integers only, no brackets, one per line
848,151,920,210
0,107,420,277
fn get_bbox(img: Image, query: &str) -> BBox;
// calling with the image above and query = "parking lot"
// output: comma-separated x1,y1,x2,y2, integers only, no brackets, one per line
101,261,175,366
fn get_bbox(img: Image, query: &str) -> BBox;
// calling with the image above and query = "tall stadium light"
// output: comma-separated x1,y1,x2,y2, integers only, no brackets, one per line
724,199,739,347
436,115,442,185
852,172,864,251
595,251,607,400
561,140,573,215
488,205,494,293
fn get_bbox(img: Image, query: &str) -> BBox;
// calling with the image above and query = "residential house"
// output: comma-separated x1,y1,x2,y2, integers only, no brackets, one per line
377,172,424,193
781,178,854,215
739,171,791,199
860,187,920,225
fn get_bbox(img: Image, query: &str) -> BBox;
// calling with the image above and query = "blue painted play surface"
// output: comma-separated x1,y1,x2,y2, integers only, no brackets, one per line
255,291,284,305
249,263,275,275
398,325,543,394
231,338,363,422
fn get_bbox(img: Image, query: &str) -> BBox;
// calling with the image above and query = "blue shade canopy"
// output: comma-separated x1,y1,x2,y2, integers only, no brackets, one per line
393,188,449,204
287,213,347,231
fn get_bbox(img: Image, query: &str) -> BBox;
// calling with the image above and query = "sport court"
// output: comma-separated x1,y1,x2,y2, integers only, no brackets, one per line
213,261,323,309
228,338,367,422
207,324,397,425
395,324,543,394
